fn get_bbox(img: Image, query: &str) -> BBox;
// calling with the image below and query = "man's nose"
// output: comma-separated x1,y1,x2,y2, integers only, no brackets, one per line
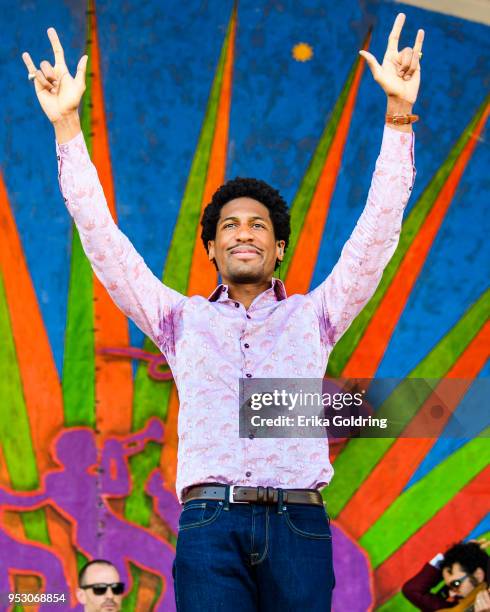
235,225,254,241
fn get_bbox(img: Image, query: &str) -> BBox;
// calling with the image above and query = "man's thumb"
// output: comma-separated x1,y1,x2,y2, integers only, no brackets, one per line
75,54,88,87
359,50,380,78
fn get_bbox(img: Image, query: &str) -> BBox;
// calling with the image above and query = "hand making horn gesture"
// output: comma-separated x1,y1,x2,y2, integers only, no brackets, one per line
360,13,424,106
22,27,88,124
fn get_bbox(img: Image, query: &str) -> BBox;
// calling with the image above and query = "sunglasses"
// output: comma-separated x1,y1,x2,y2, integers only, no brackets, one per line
80,582,125,596
447,574,469,590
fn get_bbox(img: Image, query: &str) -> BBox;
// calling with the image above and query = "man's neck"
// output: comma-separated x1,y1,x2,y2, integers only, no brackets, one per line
225,278,273,309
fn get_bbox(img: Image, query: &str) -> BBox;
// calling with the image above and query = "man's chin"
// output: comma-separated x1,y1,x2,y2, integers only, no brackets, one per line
225,265,265,284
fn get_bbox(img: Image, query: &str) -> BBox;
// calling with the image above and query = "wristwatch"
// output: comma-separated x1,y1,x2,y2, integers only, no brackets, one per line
385,113,419,125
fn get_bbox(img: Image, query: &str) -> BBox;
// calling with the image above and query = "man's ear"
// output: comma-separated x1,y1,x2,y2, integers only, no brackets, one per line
474,567,485,583
276,240,285,261
208,240,215,262
76,588,86,606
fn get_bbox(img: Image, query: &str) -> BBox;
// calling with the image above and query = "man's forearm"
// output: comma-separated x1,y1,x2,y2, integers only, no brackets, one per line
53,111,82,143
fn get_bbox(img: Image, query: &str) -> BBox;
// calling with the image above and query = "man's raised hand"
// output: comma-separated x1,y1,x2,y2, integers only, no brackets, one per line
360,13,424,106
22,28,88,124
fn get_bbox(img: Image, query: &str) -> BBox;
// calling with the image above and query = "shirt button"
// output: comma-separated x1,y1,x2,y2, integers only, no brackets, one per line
246,314,251,319
244,343,250,348
245,471,252,477
235,302,240,308
246,373,252,378
248,433,254,440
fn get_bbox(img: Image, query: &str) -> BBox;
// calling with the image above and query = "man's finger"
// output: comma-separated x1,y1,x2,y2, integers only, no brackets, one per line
35,68,53,91
22,51,37,75
359,50,381,80
22,52,44,93
47,27,66,65
404,30,425,79
74,54,88,88
40,60,56,82
387,13,406,53
396,47,412,76
413,28,425,55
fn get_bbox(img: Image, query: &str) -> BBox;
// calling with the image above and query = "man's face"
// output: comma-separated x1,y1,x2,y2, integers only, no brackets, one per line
207,198,285,284
442,562,482,599
76,564,123,612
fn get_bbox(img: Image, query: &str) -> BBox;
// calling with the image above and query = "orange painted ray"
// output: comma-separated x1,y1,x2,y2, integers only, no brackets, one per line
160,386,179,491
284,33,370,294
186,3,237,297
373,464,490,605
0,173,63,473
89,0,133,434
342,103,489,378
337,321,489,537
135,572,162,611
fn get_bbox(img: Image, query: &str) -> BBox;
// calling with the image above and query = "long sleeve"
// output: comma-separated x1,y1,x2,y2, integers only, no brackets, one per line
402,563,453,611
308,125,415,346
56,131,186,354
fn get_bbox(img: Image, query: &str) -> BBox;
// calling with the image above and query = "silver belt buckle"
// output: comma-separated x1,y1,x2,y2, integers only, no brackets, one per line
229,485,248,504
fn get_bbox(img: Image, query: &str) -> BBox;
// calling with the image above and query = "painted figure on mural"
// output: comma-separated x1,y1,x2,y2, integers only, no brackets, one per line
20,11,424,611
0,420,178,611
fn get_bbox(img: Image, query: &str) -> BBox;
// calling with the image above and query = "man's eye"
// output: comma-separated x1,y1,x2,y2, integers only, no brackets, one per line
223,223,236,229
252,223,265,229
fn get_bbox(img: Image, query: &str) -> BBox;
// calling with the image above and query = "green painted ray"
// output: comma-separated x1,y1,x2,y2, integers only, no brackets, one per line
324,288,489,517
281,55,360,274
123,565,139,612
0,272,49,543
327,96,489,377
124,443,162,527
62,17,96,427
126,7,236,528
360,430,489,568
377,593,416,611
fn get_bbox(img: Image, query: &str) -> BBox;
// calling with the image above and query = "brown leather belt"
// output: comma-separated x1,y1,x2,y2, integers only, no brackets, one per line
182,484,324,506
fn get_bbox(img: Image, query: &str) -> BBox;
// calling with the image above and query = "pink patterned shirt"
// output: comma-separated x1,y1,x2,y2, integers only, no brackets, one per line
56,126,415,502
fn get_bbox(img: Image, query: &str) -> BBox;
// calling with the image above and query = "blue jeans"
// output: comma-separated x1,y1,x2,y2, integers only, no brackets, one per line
172,490,334,611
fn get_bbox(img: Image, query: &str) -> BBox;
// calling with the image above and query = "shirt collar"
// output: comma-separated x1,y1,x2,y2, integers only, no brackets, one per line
207,277,287,303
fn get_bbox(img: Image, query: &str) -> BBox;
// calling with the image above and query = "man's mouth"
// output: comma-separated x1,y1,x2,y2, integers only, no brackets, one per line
229,247,260,259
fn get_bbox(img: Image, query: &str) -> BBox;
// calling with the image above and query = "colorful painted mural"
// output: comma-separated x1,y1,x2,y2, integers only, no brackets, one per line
0,0,488,610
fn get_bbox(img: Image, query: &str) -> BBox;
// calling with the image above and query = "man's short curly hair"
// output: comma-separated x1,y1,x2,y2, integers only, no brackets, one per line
442,542,488,578
200,177,291,270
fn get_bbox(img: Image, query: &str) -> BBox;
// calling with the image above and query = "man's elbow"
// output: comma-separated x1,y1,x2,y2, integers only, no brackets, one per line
401,579,416,603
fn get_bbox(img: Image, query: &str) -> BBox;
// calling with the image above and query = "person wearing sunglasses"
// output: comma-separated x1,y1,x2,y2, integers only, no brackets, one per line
76,559,124,612
402,540,490,611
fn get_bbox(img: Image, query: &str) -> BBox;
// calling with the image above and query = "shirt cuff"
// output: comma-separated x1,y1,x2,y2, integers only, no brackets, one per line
429,553,445,569
55,131,91,172
379,125,416,192
380,124,415,162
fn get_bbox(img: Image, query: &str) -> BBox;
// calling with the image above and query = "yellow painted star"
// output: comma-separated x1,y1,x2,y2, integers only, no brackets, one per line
292,42,313,62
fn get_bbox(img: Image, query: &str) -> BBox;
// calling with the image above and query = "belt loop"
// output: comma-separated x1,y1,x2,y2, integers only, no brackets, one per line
224,485,230,511
277,488,284,515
